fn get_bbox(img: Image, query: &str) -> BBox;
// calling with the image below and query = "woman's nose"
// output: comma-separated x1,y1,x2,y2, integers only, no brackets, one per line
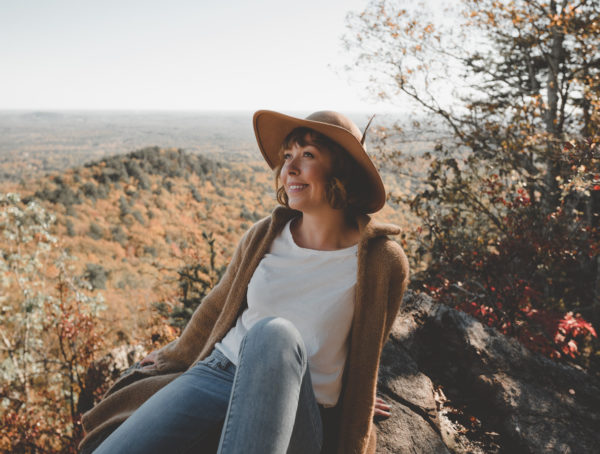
285,157,300,175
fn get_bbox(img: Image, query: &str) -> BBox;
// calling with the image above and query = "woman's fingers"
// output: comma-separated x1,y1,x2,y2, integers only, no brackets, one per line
376,397,391,410
374,397,391,418
140,351,158,368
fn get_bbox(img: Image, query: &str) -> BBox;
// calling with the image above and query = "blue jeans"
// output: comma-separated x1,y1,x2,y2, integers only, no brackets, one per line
93,317,323,454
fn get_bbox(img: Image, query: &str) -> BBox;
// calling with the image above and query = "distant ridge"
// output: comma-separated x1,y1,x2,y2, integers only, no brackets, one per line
32,147,223,207
0,111,257,183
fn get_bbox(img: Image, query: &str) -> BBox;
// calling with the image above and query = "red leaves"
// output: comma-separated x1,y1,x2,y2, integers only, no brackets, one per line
516,306,596,359
558,312,597,338
418,138,599,364
0,396,77,453
454,282,596,360
2,270,106,453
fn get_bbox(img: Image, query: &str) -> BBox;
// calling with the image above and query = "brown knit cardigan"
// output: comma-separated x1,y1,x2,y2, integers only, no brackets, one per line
79,206,409,454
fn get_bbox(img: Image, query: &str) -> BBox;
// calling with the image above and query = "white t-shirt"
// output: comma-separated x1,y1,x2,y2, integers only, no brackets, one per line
215,219,357,407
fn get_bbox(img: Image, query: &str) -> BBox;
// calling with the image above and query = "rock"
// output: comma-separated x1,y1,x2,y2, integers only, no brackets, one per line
375,291,600,453
77,345,146,416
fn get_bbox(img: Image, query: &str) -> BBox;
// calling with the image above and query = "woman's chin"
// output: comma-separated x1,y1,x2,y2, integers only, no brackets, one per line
287,198,305,212
288,204,304,213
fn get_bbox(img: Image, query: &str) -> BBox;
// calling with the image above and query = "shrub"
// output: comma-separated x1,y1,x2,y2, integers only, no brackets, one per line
84,263,108,290
88,222,104,240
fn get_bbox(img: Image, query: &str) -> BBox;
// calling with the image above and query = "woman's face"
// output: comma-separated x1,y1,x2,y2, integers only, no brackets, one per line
280,139,334,214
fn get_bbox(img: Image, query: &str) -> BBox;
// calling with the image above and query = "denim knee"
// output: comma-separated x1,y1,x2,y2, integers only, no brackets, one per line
242,317,307,369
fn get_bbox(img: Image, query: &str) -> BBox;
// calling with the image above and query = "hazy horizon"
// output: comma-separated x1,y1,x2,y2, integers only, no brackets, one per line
0,110,412,183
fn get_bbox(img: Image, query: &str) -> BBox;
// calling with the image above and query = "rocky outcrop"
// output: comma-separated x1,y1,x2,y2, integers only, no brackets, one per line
375,291,600,453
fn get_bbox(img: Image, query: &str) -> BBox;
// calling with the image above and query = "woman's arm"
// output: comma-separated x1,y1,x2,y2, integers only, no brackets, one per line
149,223,258,372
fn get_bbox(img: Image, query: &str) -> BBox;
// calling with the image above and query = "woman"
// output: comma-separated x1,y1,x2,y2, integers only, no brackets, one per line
80,110,409,454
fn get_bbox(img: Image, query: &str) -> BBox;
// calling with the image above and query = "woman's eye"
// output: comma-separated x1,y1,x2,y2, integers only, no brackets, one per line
283,153,292,160
303,151,314,158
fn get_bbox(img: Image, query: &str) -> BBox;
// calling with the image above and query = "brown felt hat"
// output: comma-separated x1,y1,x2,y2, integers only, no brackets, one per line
253,110,386,213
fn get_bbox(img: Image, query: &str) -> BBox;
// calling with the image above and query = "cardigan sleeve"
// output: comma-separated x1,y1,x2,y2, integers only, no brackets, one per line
153,225,255,372
336,237,410,454
382,240,410,340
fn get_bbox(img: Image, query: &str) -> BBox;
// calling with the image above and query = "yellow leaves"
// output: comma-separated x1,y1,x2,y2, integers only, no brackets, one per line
551,17,565,27
385,19,398,30
485,11,497,26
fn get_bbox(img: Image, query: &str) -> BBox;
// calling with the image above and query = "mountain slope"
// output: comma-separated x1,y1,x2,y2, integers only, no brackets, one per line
10,147,274,339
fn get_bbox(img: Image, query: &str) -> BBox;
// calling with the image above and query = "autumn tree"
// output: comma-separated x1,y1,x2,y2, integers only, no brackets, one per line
153,231,226,331
344,0,599,365
0,193,107,453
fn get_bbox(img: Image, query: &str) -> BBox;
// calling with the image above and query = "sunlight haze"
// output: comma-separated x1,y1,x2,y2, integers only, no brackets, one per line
0,0,400,113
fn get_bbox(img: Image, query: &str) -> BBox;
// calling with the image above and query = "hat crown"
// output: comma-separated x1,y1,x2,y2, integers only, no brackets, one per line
305,111,363,143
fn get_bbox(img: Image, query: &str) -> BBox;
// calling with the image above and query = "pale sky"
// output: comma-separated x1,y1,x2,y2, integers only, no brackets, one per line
0,0,403,113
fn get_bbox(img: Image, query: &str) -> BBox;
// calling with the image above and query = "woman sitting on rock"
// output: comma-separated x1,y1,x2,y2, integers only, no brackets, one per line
80,110,409,454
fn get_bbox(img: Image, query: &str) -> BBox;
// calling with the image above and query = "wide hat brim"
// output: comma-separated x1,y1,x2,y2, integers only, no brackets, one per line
253,110,386,213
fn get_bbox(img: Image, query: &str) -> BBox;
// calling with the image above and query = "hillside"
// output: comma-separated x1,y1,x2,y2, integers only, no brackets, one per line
2,145,409,344
3,147,276,344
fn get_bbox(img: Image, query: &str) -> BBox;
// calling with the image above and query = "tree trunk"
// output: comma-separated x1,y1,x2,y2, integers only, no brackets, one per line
542,6,565,216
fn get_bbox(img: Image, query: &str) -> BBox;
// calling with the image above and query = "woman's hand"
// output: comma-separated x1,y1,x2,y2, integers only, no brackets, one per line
374,397,391,419
140,350,159,370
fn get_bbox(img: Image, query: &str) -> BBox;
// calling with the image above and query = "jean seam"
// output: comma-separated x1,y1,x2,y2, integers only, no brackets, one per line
217,335,248,453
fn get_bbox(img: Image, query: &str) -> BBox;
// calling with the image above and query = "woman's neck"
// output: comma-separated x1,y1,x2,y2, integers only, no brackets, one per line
290,210,359,250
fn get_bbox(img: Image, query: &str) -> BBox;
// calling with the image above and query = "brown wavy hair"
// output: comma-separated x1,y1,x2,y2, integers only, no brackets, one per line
274,127,371,216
